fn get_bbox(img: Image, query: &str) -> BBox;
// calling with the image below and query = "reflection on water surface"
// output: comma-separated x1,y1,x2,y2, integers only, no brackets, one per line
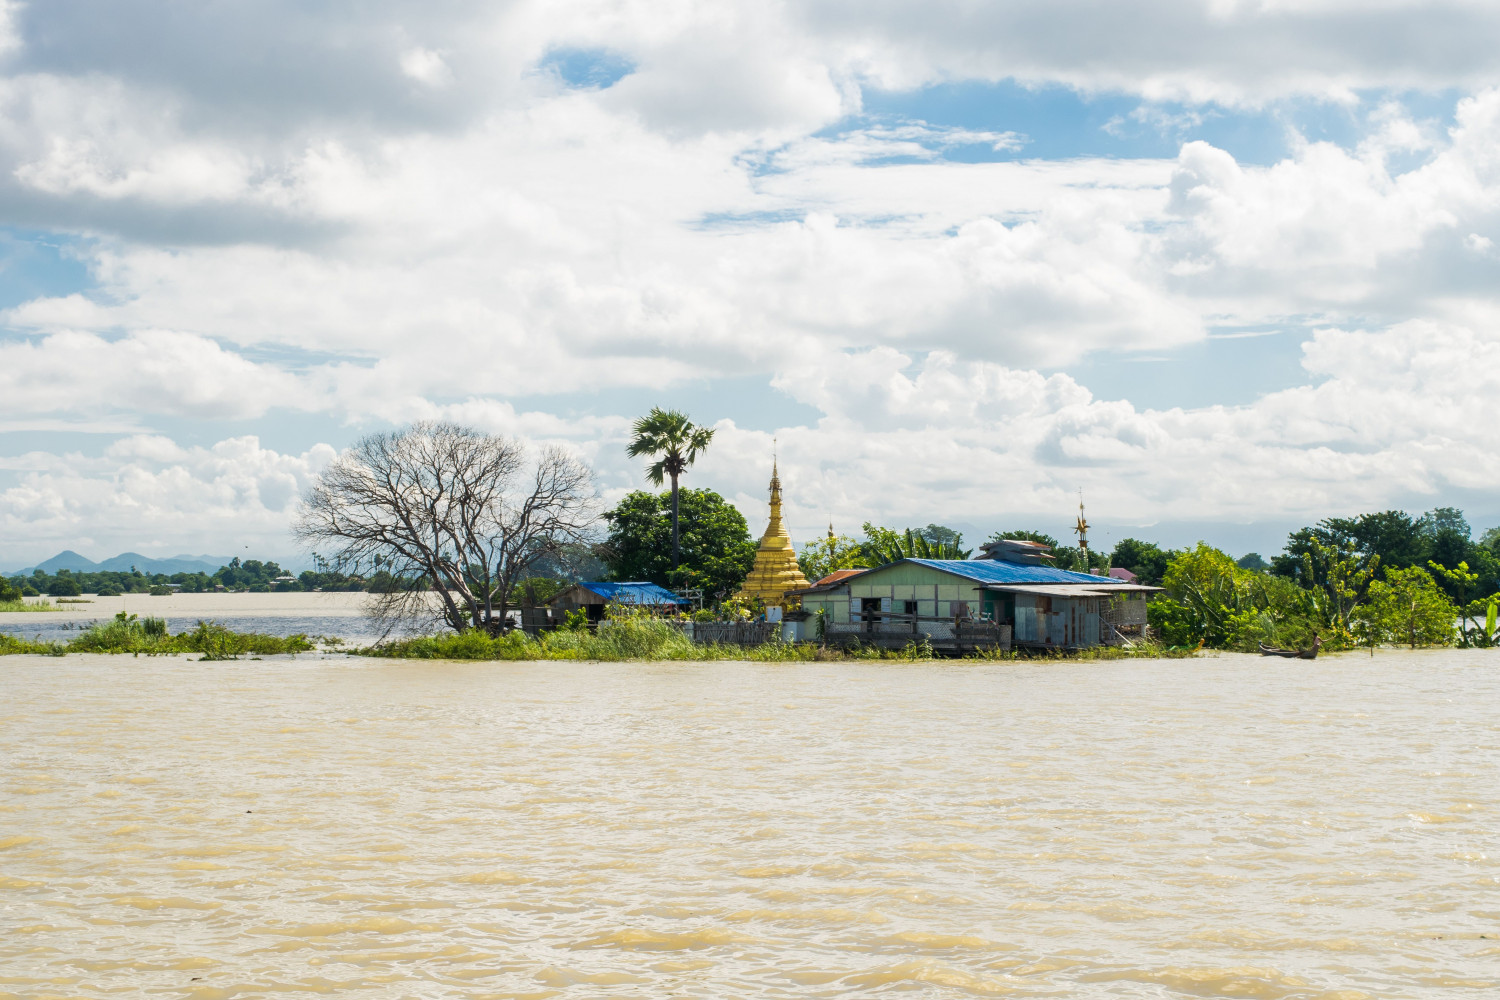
2,652,1497,998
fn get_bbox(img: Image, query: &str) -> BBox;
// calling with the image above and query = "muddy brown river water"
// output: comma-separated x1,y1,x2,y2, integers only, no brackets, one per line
2,651,1498,998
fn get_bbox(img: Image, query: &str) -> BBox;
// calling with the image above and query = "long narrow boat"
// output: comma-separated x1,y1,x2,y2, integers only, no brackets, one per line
1258,637,1321,659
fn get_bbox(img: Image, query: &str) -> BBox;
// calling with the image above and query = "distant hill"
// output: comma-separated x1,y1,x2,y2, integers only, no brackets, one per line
4,551,235,577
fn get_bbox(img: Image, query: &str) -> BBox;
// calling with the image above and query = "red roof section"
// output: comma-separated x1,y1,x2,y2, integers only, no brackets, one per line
814,568,867,586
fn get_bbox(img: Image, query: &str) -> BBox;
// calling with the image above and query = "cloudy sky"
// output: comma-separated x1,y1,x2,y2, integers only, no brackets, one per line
3,0,1500,567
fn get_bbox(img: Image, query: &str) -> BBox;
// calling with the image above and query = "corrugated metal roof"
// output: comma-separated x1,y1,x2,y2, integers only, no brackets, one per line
576,581,688,604
815,568,867,586
983,584,1124,598
902,559,1128,586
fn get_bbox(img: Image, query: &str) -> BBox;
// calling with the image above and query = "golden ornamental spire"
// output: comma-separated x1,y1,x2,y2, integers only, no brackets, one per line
735,451,811,609
768,454,783,522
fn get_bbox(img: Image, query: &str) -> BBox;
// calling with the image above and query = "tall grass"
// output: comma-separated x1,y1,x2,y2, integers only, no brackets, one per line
0,598,52,612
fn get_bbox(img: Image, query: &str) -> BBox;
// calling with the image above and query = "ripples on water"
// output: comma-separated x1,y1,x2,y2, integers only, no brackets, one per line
2,652,1498,998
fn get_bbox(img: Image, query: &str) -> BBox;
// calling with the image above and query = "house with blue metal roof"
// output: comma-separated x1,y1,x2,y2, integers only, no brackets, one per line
548,581,689,623
791,553,1156,650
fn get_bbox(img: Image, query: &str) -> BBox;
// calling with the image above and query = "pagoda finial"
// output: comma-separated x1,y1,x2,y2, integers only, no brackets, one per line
1074,488,1090,559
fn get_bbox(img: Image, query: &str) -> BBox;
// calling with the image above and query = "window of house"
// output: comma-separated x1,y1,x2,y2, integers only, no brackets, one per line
903,600,918,616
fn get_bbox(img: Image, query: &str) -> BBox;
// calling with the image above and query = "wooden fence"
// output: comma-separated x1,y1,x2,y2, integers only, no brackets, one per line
520,610,780,646
683,621,779,645
825,613,1010,654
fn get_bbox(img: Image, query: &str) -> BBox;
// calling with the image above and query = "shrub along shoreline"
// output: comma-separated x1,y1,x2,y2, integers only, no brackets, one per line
356,615,1193,662
0,613,313,658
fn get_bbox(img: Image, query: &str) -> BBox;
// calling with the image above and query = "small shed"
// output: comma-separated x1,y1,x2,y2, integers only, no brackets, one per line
548,581,688,622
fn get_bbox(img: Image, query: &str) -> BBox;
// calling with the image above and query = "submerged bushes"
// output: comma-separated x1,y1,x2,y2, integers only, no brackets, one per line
0,612,313,657
1145,540,1490,652
365,612,713,662
0,634,64,655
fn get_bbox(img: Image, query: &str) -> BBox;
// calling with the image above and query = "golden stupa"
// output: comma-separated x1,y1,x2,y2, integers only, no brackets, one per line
736,457,811,608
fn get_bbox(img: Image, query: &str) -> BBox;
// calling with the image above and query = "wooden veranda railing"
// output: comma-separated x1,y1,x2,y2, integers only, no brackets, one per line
823,613,1010,654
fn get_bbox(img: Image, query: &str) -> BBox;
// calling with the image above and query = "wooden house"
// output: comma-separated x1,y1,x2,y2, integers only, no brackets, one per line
791,557,1157,651
536,581,688,627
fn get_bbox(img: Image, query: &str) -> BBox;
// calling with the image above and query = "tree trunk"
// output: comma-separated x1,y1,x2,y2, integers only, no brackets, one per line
671,472,681,569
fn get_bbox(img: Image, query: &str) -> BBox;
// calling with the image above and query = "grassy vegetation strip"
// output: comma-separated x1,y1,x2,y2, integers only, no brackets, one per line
0,599,54,612
0,634,65,655
0,613,313,657
358,619,1193,662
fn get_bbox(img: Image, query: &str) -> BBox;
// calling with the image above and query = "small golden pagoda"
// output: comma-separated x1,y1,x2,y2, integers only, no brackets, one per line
736,457,811,608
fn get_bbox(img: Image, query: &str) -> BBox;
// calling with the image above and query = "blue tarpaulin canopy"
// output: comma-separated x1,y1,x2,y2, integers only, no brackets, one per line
573,581,688,605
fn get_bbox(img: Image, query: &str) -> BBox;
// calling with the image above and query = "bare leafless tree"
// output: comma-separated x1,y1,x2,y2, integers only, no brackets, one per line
295,422,598,635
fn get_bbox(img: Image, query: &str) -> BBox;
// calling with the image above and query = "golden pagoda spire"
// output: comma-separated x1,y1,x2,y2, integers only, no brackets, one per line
735,448,811,609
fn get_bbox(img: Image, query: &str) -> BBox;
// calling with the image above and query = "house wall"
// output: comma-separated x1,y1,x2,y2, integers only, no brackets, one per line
801,564,1124,648
843,563,986,619
799,590,849,622
550,585,607,610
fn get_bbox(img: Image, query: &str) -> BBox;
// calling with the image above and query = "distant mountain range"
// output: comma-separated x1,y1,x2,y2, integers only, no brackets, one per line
3,550,237,577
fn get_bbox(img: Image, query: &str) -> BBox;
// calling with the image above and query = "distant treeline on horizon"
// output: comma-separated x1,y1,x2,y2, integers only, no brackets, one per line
4,557,377,599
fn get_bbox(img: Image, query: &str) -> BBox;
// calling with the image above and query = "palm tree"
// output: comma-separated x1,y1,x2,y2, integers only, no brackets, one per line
626,408,716,569
858,526,972,566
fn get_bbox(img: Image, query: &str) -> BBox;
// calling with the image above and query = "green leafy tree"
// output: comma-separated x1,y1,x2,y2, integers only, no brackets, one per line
1426,560,1499,647
1420,507,1472,569
917,524,964,548
798,533,864,583
1299,536,1380,637
514,576,569,606
47,572,82,597
1344,510,1428,569
993,529,1059,547
1236,552,1268,571
1160,543,1244,647
989,529,1107,572
1051,546,1109,573
861,523,971,564
1109,538,1173,585
602,489,756,598
1355,565,1457,649
1452,591,1500,648
625,408,715,570
1277,507,1480,588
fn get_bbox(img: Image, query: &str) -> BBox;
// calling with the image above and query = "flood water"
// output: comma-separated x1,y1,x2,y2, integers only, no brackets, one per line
2,651,1498,998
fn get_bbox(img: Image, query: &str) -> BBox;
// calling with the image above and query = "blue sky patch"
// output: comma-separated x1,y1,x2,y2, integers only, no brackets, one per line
538,47,635,90
0,228,94,310
859,80,1462,166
